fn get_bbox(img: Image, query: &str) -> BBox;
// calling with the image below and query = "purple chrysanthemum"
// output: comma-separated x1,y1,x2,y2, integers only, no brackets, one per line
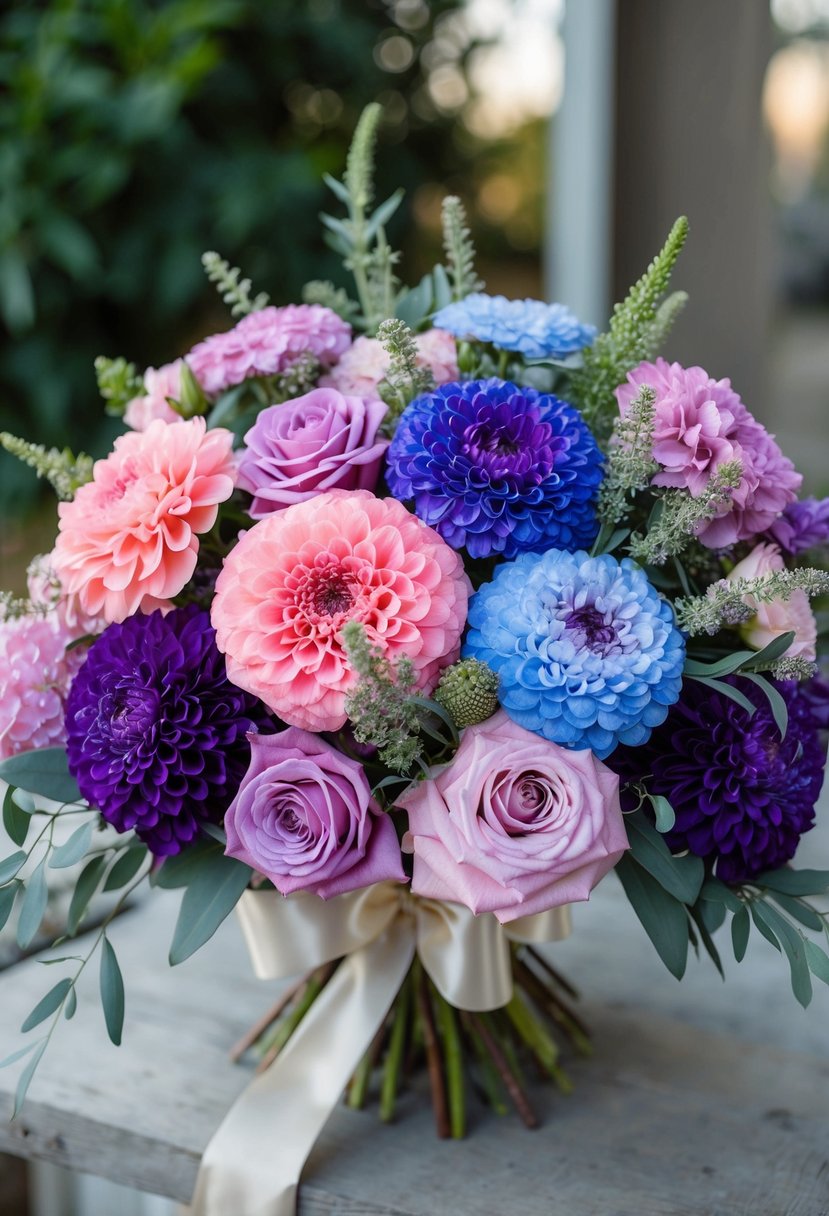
609,677,826,882
65,606,271,856
768,496,829,555
385,379,603,559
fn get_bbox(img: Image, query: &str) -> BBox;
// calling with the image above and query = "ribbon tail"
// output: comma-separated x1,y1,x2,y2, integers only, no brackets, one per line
190,919,416,1216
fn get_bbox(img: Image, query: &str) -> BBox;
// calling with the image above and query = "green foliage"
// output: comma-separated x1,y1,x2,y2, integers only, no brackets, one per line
596,386,657,526
201,250,269,317
341,620,424,774
434,658,500,730
94,356,145,418
0,746,83,804
441,195,484,302
627,459,743,566
302,279,360,324
376,317,434,433
0,434,93,501
168,847,252,965
570,216,689,438
676,567,829,635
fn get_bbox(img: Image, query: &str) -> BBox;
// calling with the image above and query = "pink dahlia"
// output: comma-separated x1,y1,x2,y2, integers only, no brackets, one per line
53,418,236,623
0,612,83,760
188,305,351,398
211,489,471,732
616,359,800,547
321,329,459,398
123,361,183,431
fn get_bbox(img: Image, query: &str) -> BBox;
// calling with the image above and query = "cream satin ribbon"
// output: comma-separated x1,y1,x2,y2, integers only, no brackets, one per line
191,882,571,1216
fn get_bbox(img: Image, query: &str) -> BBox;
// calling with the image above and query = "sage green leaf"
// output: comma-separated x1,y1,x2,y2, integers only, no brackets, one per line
690,906,724,979
0,882,17,932
700,877,742,913
151,837,221,889
103,844,148,892
21,978,73,1032
13,1039,47,1118
754,868,829,896
768,892,823,932
731,906,750,962
648,794,676,834
690,676,757,717
752,901,812,1008
169,853,252,965
17,858,48,949
64,987,77,1020
740,672,788,739
698,898,727,935
616,855,689,979
100,938,125,1046
0,747,82,804
0,1041,41,1070
49,820,94,869
626,816,705,904
804,940,829,986
67,855,106,935
0,850,27,886
3,786,30,847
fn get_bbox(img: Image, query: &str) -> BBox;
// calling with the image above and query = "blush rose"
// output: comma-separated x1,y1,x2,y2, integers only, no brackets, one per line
399,711,628,923
225,727,405,899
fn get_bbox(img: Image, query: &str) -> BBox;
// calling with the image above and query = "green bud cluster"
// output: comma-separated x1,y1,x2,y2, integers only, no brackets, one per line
435,659,500,729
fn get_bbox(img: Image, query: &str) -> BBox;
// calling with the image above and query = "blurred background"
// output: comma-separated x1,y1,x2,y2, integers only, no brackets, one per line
1,0,828,580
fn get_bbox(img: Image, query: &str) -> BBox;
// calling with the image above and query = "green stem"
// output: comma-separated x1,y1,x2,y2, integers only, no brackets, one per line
432,986,466,1139
379,969,412,1122
506,992,572,1094
462,1016,507,1116
257,967,331,1063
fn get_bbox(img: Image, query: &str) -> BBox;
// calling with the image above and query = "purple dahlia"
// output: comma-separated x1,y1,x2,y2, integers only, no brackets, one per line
385,378,603,559
609,677,825,882
65,606,271,856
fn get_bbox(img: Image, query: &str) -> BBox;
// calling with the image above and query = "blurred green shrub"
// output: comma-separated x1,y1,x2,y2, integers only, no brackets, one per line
0,0,478,514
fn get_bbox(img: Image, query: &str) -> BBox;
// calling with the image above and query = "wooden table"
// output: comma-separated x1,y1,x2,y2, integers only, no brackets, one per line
1,827,828,1216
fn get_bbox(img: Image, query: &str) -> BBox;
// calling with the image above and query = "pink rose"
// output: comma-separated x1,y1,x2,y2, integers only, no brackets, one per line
399,711,628,923
225,728,406,899
124,361,183,430
727,542,817,660
236,388,388,518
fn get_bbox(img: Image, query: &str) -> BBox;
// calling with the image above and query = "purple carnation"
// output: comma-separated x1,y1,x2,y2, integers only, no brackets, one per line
768,497,829,555
609,677,825,882
386,378,603,559
65,606,271,856
188,305,351,397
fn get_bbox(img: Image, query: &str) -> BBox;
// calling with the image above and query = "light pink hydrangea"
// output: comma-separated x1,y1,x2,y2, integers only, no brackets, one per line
321,329,459,398
616,358,801,547
211,489,471,732
726,542,817,661
123,361,183,431
53,418,236,623
0,612,83,760
27,553,104,639
188,305,351,398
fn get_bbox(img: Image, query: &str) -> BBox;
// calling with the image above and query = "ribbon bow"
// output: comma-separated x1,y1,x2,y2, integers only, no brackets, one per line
191,882,571,1216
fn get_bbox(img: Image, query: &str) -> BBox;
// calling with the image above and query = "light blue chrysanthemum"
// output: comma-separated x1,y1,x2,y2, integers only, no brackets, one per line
464,549,686,759
433,294,596,361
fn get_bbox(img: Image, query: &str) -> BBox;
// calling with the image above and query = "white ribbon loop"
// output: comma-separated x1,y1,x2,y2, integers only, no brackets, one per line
191,883,571,1216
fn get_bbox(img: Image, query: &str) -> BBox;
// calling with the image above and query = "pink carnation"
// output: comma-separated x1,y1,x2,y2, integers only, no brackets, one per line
53,418,236,623
399,711,628,923
0,612,83,760
188,305,351,398
211,489,471,732
321,329,459,398
123,361,183,430
616,359,801,547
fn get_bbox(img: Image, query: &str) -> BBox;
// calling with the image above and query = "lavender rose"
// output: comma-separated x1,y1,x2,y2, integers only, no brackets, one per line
237,387,388,518
225,727,405,898
398,711,628,923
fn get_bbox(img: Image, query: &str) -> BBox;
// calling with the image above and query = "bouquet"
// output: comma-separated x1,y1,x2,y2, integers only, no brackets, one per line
2,104,829,1215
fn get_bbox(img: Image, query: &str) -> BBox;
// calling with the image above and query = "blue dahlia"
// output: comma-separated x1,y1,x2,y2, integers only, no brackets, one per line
464,550,685,758
385,379,603,559
609,678,825,882
65,606,271,856
432,294,596,360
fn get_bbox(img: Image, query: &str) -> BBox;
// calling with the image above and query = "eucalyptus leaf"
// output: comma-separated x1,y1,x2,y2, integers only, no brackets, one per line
749,903,782,953
0,882,17,932
0,747,82,805
626,816,705,905
100,937,125,1046
748,631,797,668
684,651,756,679
700,877,743,913
752,901,812,1008
740,672,788,739
17,858,48,949
616,856,689,979
3,786,30,847
168,854,252,965
698,898,727,935
648,794,676,834
64,988,78,1020
21,978,73,1032
689,676,757,717
689,906,724,978
754,868,829,896
0,850,27,886
13,1039,47,1118
804,939,829,986
768,892,823,932
731,906,750,962
0,1041,41,1070
199,823,228,848
103,844,148,892
67,855,107,935
151,837,222,890
49,820,94,869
